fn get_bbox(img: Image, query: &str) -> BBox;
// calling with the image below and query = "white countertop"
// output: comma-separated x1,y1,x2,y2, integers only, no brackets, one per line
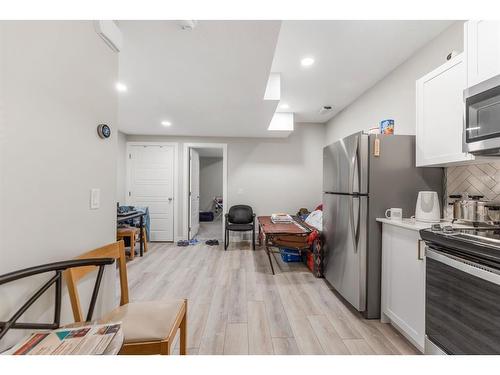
376,218,452,231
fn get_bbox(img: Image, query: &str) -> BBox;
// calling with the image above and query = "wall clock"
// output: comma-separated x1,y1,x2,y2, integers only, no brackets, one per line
97,124,111,139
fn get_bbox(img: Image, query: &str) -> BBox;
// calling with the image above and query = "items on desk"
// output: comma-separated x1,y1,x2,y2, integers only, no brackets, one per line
304,209,323,231
270,213,293,224
117,205,136,216
296,208,310,221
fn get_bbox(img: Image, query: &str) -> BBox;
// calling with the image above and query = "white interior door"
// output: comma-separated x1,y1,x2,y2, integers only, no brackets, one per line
189,149,200,239
128,145,175,241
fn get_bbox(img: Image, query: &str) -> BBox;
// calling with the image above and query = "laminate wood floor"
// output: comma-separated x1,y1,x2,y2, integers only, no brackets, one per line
126,241,420,355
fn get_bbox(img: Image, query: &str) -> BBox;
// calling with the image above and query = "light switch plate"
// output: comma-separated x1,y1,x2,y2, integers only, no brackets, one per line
90,188,100,209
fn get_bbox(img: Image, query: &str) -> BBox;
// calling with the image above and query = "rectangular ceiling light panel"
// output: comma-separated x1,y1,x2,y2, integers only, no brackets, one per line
268,112,294,131
264,73,281,101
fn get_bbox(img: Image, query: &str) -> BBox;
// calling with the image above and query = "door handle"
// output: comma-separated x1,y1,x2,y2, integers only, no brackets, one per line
168,197,173,202
417,239,424,260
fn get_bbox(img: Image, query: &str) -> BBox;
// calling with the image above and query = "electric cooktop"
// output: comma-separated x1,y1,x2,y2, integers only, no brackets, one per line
420,224,500,267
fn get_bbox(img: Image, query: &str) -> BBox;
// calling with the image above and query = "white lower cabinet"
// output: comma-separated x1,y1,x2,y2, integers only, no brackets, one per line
381,223,425,352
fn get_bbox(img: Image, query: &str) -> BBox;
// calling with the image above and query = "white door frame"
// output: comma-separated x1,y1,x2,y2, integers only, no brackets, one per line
183,143,228,240
126,141,179,242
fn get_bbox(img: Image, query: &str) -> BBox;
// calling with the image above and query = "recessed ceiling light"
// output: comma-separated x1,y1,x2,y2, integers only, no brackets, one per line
279,103,290,110
115,82,127,92
300,57,315,67
161,121,172,127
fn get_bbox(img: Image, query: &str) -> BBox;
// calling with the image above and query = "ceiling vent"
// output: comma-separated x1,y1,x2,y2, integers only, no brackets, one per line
318,105,333,115
178,20,198,31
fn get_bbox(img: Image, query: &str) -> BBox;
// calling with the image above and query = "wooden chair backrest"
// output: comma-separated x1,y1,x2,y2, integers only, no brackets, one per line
64,240,129,322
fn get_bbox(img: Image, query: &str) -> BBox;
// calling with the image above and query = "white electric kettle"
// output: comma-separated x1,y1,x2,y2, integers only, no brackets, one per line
415,191,440,223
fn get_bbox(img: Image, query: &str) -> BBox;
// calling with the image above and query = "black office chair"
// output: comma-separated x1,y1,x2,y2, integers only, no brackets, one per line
224,205,256,251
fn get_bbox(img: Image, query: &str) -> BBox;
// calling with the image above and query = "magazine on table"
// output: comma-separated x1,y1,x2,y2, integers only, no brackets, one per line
4,323,121,355
271,213,293,224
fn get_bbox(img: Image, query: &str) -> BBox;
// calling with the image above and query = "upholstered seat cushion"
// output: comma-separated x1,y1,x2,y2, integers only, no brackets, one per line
117,227,139,236
101,300,185,343
226,223,253,231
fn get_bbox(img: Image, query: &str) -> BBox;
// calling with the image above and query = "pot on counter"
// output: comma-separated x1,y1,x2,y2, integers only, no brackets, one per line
449,194,489,223
486,203,500,222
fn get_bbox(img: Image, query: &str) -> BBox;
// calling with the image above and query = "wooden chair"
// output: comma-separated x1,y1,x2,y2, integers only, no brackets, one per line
117,226,148,259
117,226,138,260
141,227,148,253
64,241,187,355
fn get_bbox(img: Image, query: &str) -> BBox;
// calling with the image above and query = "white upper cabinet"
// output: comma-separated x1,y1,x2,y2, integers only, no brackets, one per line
416,53,474,167
465,20,500,88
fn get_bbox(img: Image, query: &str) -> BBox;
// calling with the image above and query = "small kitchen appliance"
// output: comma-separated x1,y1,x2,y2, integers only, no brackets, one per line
464,74,500,155
415,191,440,223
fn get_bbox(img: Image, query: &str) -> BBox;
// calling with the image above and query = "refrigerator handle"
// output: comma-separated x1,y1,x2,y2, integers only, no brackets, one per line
355,196,361,249
350,196,358,253
354,143,361,247
348,135,359,194
356,136,362,195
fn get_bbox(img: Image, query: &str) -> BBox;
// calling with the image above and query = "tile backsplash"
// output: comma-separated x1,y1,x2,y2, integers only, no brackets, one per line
445,162,500,219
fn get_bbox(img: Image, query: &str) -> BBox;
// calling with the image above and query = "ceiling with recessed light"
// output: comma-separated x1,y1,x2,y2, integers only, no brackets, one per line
117,20,281,137
118,20,456,137
272,20,456,122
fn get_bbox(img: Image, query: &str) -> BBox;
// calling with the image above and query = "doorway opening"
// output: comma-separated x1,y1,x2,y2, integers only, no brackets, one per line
183,143,227,241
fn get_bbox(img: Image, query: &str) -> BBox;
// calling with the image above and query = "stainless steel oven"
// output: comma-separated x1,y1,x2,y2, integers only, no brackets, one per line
464,74,500,155
425,246,500,354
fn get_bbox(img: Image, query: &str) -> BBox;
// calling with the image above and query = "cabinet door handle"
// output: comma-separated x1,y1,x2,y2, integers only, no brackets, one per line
417,239,424,260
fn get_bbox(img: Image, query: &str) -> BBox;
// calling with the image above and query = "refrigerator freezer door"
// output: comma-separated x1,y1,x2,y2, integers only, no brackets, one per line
323,132,368,194
323,193,368,311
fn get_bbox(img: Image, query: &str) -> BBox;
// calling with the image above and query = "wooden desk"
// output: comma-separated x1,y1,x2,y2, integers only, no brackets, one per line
257,216,312,275
117,211,146,257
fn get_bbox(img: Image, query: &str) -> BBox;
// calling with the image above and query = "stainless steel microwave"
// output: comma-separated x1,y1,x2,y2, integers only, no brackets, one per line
464,74,500,155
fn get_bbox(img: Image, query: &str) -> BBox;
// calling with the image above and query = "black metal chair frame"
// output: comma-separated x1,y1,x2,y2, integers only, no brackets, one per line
224,207,256,251
0,258,115,342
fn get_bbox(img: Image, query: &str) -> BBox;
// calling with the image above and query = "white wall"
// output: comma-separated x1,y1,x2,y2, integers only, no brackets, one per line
126,123,325,239
326,21,464,144
117,131,127,205
199,157,223,212
0,21,118,350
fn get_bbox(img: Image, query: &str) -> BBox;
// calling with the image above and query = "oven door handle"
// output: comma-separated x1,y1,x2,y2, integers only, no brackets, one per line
426,247,500,286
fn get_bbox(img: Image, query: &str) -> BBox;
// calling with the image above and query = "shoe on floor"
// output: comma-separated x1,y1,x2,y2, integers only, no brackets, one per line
177,240,189,247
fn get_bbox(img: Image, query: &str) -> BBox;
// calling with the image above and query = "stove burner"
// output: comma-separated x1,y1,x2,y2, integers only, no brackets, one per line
442,225,455,234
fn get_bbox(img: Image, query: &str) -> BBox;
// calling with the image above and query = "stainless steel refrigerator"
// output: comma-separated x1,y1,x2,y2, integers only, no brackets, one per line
322,132,443,319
